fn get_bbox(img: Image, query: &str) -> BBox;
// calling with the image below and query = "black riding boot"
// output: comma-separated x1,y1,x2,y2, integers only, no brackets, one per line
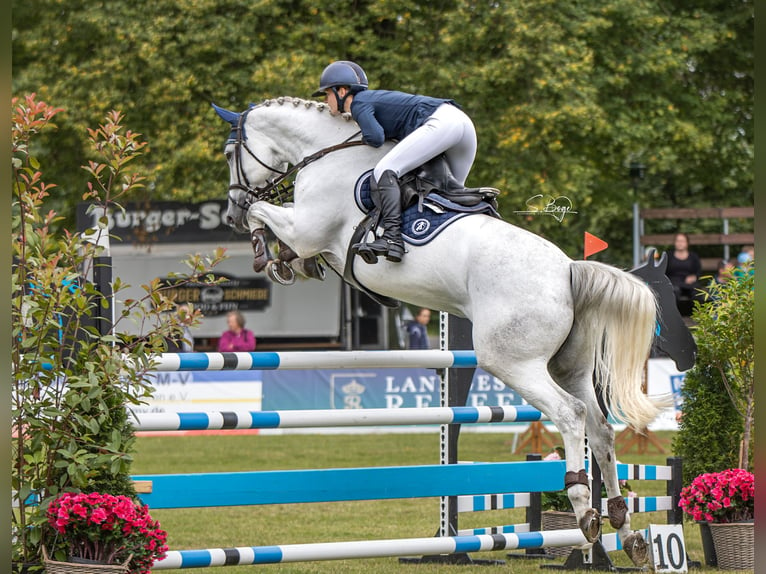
354,170,405,263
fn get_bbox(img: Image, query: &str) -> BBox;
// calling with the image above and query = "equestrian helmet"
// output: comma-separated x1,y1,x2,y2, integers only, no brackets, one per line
312,61,368,97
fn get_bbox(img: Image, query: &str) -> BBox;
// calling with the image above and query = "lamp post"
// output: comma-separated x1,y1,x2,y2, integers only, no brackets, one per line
630,161,646,268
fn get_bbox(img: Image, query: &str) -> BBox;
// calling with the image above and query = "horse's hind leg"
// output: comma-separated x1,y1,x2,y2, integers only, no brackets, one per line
477,354,601,543
550,342,649,565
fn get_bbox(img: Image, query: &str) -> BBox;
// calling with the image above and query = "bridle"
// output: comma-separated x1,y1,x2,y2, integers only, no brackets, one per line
226,106,365,212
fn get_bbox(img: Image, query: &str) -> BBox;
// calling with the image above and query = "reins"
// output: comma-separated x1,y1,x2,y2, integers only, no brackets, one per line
228,107,365,209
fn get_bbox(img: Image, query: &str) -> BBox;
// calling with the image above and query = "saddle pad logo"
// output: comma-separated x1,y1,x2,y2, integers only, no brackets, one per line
411,218,431,235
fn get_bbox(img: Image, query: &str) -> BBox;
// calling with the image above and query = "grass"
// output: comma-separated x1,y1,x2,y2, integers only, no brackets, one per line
132,431,749,573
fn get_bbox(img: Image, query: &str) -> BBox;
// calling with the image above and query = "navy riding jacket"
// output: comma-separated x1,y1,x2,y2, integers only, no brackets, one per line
349,90,457,147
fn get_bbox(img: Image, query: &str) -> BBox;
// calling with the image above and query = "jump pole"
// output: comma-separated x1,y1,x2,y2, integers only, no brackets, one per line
131,405,544,431
152,529,591,569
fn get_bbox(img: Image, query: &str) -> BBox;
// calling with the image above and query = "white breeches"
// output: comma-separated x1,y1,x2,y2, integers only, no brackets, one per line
373,103,477,185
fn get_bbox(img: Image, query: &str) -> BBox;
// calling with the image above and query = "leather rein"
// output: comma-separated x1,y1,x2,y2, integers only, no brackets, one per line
227,107,365,210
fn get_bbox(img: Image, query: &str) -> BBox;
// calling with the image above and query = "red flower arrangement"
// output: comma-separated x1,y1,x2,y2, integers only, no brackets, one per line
47,492,168,574
679,468,754,523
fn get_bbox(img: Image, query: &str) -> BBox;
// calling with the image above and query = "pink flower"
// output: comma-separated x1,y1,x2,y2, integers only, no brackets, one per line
90,507,108,524
71,503,88,518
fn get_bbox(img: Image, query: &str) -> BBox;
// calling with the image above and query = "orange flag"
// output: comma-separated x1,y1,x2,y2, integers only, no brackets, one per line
584,232,608,259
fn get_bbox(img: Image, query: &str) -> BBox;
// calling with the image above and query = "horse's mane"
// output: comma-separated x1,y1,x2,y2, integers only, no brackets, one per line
260,96,354,122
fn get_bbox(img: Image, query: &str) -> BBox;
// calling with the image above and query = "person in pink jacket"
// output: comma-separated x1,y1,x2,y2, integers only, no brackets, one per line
217,310,256,352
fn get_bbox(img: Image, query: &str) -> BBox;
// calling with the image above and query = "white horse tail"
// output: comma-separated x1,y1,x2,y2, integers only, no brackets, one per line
569,260,660,430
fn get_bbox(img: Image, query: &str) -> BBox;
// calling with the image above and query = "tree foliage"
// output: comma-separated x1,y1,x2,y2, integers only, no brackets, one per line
12,0,752,263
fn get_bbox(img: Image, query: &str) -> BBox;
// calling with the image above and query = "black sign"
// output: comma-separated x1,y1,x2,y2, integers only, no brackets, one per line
76,200,248,243
159,273,271,316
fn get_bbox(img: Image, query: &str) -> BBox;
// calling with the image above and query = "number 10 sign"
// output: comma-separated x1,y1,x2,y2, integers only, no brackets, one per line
649,524,687,573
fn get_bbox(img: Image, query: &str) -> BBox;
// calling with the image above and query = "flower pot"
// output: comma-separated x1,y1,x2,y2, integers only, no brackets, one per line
542,510,578,558
708,521,754,570
696,520,717,567
42,547,132,574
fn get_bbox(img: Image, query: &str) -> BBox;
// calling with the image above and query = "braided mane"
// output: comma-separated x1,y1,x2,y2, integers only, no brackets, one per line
260,96,354,121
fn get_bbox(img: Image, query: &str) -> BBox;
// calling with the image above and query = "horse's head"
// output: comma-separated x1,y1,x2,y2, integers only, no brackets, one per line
630,250,697,371
212,102,289,233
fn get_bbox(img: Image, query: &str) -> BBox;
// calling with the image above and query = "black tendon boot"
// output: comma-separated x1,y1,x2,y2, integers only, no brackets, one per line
354,170,405,263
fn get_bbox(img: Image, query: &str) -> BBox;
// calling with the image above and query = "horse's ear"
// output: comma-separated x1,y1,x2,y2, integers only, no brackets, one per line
211,102,240,126
653,251,668,273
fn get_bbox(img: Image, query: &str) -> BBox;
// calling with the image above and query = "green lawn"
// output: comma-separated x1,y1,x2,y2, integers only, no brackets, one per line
132,431,747,573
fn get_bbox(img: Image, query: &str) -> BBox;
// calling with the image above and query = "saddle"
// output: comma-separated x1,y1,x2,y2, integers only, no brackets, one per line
399,155,499,211
344,157,501,308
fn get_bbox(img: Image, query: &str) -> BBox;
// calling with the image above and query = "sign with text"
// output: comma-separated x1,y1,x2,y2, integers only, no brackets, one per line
158,273,271,316
648,524,687,573
76,200,248,244
138,370,263,413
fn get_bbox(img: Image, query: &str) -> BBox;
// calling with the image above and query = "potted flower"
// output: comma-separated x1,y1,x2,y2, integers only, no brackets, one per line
679,468,754,570
43,492,168,574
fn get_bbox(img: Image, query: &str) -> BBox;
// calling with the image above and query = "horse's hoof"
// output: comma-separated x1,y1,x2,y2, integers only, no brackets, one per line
622,531,649,565
267,260,296,285
301,256,326,281
579,508,601,543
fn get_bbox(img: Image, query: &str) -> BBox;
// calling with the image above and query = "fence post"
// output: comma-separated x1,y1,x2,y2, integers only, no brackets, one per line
667,456,684,525
525,453,545,557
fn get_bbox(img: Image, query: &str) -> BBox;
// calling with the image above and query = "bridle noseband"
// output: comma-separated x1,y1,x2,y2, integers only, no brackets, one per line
226,106,365,212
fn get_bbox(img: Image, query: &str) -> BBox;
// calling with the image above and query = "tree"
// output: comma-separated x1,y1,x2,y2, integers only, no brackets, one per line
12,0,753,264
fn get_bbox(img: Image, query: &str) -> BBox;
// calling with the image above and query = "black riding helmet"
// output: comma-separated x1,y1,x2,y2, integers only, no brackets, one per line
312,61,368,111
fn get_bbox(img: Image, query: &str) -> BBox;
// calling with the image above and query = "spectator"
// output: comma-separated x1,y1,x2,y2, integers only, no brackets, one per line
217,310,256,352
406,308,431,349
714,259,735,285
733,245,754,279
665,232,701,315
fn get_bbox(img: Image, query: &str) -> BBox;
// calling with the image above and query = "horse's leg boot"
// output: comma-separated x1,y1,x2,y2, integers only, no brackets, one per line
353,170,405,263
607,495,629,529
277,240,299,262
299,256,326,281
251,228,272,273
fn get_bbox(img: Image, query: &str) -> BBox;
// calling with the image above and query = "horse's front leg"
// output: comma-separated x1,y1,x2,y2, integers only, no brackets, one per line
245,202,295,273
247,201,327,282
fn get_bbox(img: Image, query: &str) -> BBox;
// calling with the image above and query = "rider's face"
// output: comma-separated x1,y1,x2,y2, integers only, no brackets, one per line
325,87,348,115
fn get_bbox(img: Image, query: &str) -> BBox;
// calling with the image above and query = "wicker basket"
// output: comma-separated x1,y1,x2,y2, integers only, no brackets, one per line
708,522,754,570
42,547,132,574
542,510,578,558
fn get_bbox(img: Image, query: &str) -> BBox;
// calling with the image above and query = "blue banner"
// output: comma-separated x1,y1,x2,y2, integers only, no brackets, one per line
261,368,525,411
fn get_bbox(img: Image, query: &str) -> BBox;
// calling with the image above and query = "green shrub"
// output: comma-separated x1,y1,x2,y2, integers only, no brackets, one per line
672,269,754,485
11,95,224,567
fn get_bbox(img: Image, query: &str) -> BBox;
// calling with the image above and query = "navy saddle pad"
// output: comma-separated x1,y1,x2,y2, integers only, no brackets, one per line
353,170,497,246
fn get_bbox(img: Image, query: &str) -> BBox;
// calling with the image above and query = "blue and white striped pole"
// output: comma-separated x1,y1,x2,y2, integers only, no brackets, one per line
131,405,544,431
151,350,477,371
152,529,590,569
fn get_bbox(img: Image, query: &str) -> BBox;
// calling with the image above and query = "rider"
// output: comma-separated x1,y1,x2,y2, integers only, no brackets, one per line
313,60,478,263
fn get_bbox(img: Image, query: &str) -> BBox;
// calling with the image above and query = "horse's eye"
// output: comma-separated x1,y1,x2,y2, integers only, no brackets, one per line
224,151,233,162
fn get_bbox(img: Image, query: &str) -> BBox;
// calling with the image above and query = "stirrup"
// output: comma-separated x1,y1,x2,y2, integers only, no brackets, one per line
352,241,381,265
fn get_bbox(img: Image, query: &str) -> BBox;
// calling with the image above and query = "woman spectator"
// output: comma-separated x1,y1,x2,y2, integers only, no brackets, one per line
665,232,701,315
217,310,256,352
